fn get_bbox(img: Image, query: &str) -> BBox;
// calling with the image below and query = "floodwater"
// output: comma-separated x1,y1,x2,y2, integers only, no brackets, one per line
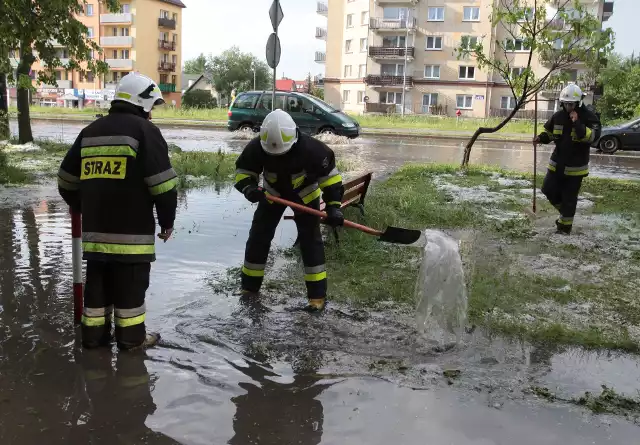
9,120,640,180
1,184,639,444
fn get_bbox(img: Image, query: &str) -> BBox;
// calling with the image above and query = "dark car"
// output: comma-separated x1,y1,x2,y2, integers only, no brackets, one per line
593,117,640,154
227,90,360,138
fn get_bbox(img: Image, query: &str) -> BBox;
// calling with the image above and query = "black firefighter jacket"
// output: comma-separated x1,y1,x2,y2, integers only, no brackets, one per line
538,104,601,177
57,102,178,263
234,133,344,208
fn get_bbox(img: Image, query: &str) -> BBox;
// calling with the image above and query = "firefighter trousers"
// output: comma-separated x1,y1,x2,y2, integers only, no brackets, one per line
82,261,150,350
541,169,584,231
242,199,326,299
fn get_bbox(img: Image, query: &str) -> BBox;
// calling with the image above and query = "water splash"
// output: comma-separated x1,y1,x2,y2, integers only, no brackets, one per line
313,133,357,145
415,229,468,346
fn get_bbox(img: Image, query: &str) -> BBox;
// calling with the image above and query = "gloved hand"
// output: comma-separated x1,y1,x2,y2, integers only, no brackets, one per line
325,206,344,227
243,185,265,203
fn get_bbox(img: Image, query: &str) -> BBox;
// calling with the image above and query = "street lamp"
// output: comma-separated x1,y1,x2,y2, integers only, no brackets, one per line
251,62,256,90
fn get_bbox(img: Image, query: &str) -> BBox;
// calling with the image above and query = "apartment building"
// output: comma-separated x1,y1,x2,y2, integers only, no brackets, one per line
17,0,185,107
321,0,613,118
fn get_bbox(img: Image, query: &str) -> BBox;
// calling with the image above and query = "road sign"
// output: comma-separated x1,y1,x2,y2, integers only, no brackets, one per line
266,33,281,69
269,0,284,31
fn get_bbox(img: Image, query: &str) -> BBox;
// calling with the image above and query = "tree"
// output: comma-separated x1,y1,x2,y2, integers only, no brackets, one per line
0,0,119,143
596,54,640,122
183,53,207,75
457,0,613,167
207,47,271,101
182,89,217,109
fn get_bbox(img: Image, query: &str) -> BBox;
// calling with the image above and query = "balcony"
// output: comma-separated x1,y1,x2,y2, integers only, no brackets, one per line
159,83,176,93
106,59,133,70
158,17,176,29
365,74,413,88
42,80,73,89
100,13,133,24
100,36,133,47
314,51,326,63
369,46,414,59
158,61,176,72
317,1,328,16
370,17,417,31
603,1,613,21
158,40,176,51
315,27,327,40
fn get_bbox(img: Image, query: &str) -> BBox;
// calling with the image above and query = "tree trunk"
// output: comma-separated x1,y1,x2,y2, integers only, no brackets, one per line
16,59,33,144
460,106,522,168
0,72,8,140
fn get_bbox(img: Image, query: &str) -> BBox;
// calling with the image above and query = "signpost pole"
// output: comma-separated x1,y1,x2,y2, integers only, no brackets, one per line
272,13,277,111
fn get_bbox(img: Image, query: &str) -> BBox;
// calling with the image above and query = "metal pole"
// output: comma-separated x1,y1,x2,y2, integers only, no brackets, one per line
254,68,256,90
533,93,538,213
401,16,409,117
71,209,83,325
272,0,278,111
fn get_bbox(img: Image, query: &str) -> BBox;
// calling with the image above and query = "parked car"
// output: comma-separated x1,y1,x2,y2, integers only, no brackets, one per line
227,90,360,138
593,117,640,154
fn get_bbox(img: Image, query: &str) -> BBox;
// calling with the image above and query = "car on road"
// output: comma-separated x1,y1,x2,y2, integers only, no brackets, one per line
593,117,640,154
227,90,360,138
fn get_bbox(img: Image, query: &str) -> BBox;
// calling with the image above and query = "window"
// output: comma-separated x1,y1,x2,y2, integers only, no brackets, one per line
172,54,177,64
553,38,564,50
121,50,130,59
456,95,473,109
112,27,118,36
461,36,478,50
162,53,169,62
383,7,408,20
342,90,351,103
346,14,353,28
501,96,517,109
121,27,130,37
172,75,177,85
360,38,368,52
459,66,475,79
463,7,480,21
426,36,443,50
172,34,178,42
383,36,405,47
344,65,352,77
382,92,401,104
345,39,352,53
87,27,94,38
424,65,440,79
160,32,169,41
428,7,444,21
86,4,94,16
381,64,403,75
518,8,534,22
422,93,438,112
506,39,531,52
112,72,118,82
112,50,118,59
173,13,178,21
120,3,130,13
358,64,366,77
160,74,169,84
160,10,170,19
511,67,525,78
233,93,260,109
361,11,368,25
258,94,286,110
357,91,364,103
287,95,308,113
55,71,62,81
87,72,94,82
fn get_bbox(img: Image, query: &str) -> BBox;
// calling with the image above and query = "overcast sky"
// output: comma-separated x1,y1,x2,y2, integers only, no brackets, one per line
181,0,636,80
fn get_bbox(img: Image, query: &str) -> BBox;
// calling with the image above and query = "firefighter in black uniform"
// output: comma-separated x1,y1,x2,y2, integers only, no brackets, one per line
58,72,178,350
235,109,344,312
535,84,601,234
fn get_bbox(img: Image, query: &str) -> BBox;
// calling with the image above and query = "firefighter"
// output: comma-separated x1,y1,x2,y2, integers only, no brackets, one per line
235,109,344,312
534,84,601,234
57,72,178,350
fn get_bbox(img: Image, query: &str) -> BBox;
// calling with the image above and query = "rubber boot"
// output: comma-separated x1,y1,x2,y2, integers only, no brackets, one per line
305,298,326,313
125,333,161,351
555,219,572,235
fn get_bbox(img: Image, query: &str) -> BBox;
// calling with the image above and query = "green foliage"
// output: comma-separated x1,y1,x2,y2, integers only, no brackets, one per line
183,53,207,75
207,47,272,100
596,54,640,121
182,89,218,109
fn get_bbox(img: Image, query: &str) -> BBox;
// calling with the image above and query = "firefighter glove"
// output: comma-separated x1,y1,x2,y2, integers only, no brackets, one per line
325,206,344,227
243,185,265,203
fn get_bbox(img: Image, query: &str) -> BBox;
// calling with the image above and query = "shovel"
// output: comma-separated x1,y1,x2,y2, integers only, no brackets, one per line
265,194,422,245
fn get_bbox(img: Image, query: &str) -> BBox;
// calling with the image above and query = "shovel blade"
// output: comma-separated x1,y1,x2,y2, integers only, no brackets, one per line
378,226,422,245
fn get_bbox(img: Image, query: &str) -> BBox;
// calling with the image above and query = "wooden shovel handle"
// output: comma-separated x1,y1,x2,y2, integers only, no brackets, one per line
265,194,383,237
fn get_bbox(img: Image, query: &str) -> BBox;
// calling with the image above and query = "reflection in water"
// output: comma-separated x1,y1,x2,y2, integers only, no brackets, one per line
73,350,182,444
227,348,332,445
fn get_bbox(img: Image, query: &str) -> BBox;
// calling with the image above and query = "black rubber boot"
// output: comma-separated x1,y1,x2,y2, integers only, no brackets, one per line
555,219,572,235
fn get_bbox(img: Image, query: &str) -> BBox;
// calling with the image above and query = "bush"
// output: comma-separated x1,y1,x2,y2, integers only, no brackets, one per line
182,90,217,109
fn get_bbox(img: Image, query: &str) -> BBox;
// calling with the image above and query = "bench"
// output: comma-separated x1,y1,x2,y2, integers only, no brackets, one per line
284,172,373,244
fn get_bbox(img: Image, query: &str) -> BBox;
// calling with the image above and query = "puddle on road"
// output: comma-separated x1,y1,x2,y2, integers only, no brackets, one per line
1,185,639,444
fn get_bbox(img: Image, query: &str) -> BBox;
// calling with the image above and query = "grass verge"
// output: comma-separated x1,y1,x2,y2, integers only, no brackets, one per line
271,163,640,351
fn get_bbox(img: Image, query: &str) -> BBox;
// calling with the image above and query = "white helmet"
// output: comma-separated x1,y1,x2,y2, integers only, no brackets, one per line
559,83,584,104
114,72,165,113
259,109,298,155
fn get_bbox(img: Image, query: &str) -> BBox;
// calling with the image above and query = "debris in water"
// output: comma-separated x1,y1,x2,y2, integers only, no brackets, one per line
0,141,42,152
415,230,468,346
443,369,461,379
